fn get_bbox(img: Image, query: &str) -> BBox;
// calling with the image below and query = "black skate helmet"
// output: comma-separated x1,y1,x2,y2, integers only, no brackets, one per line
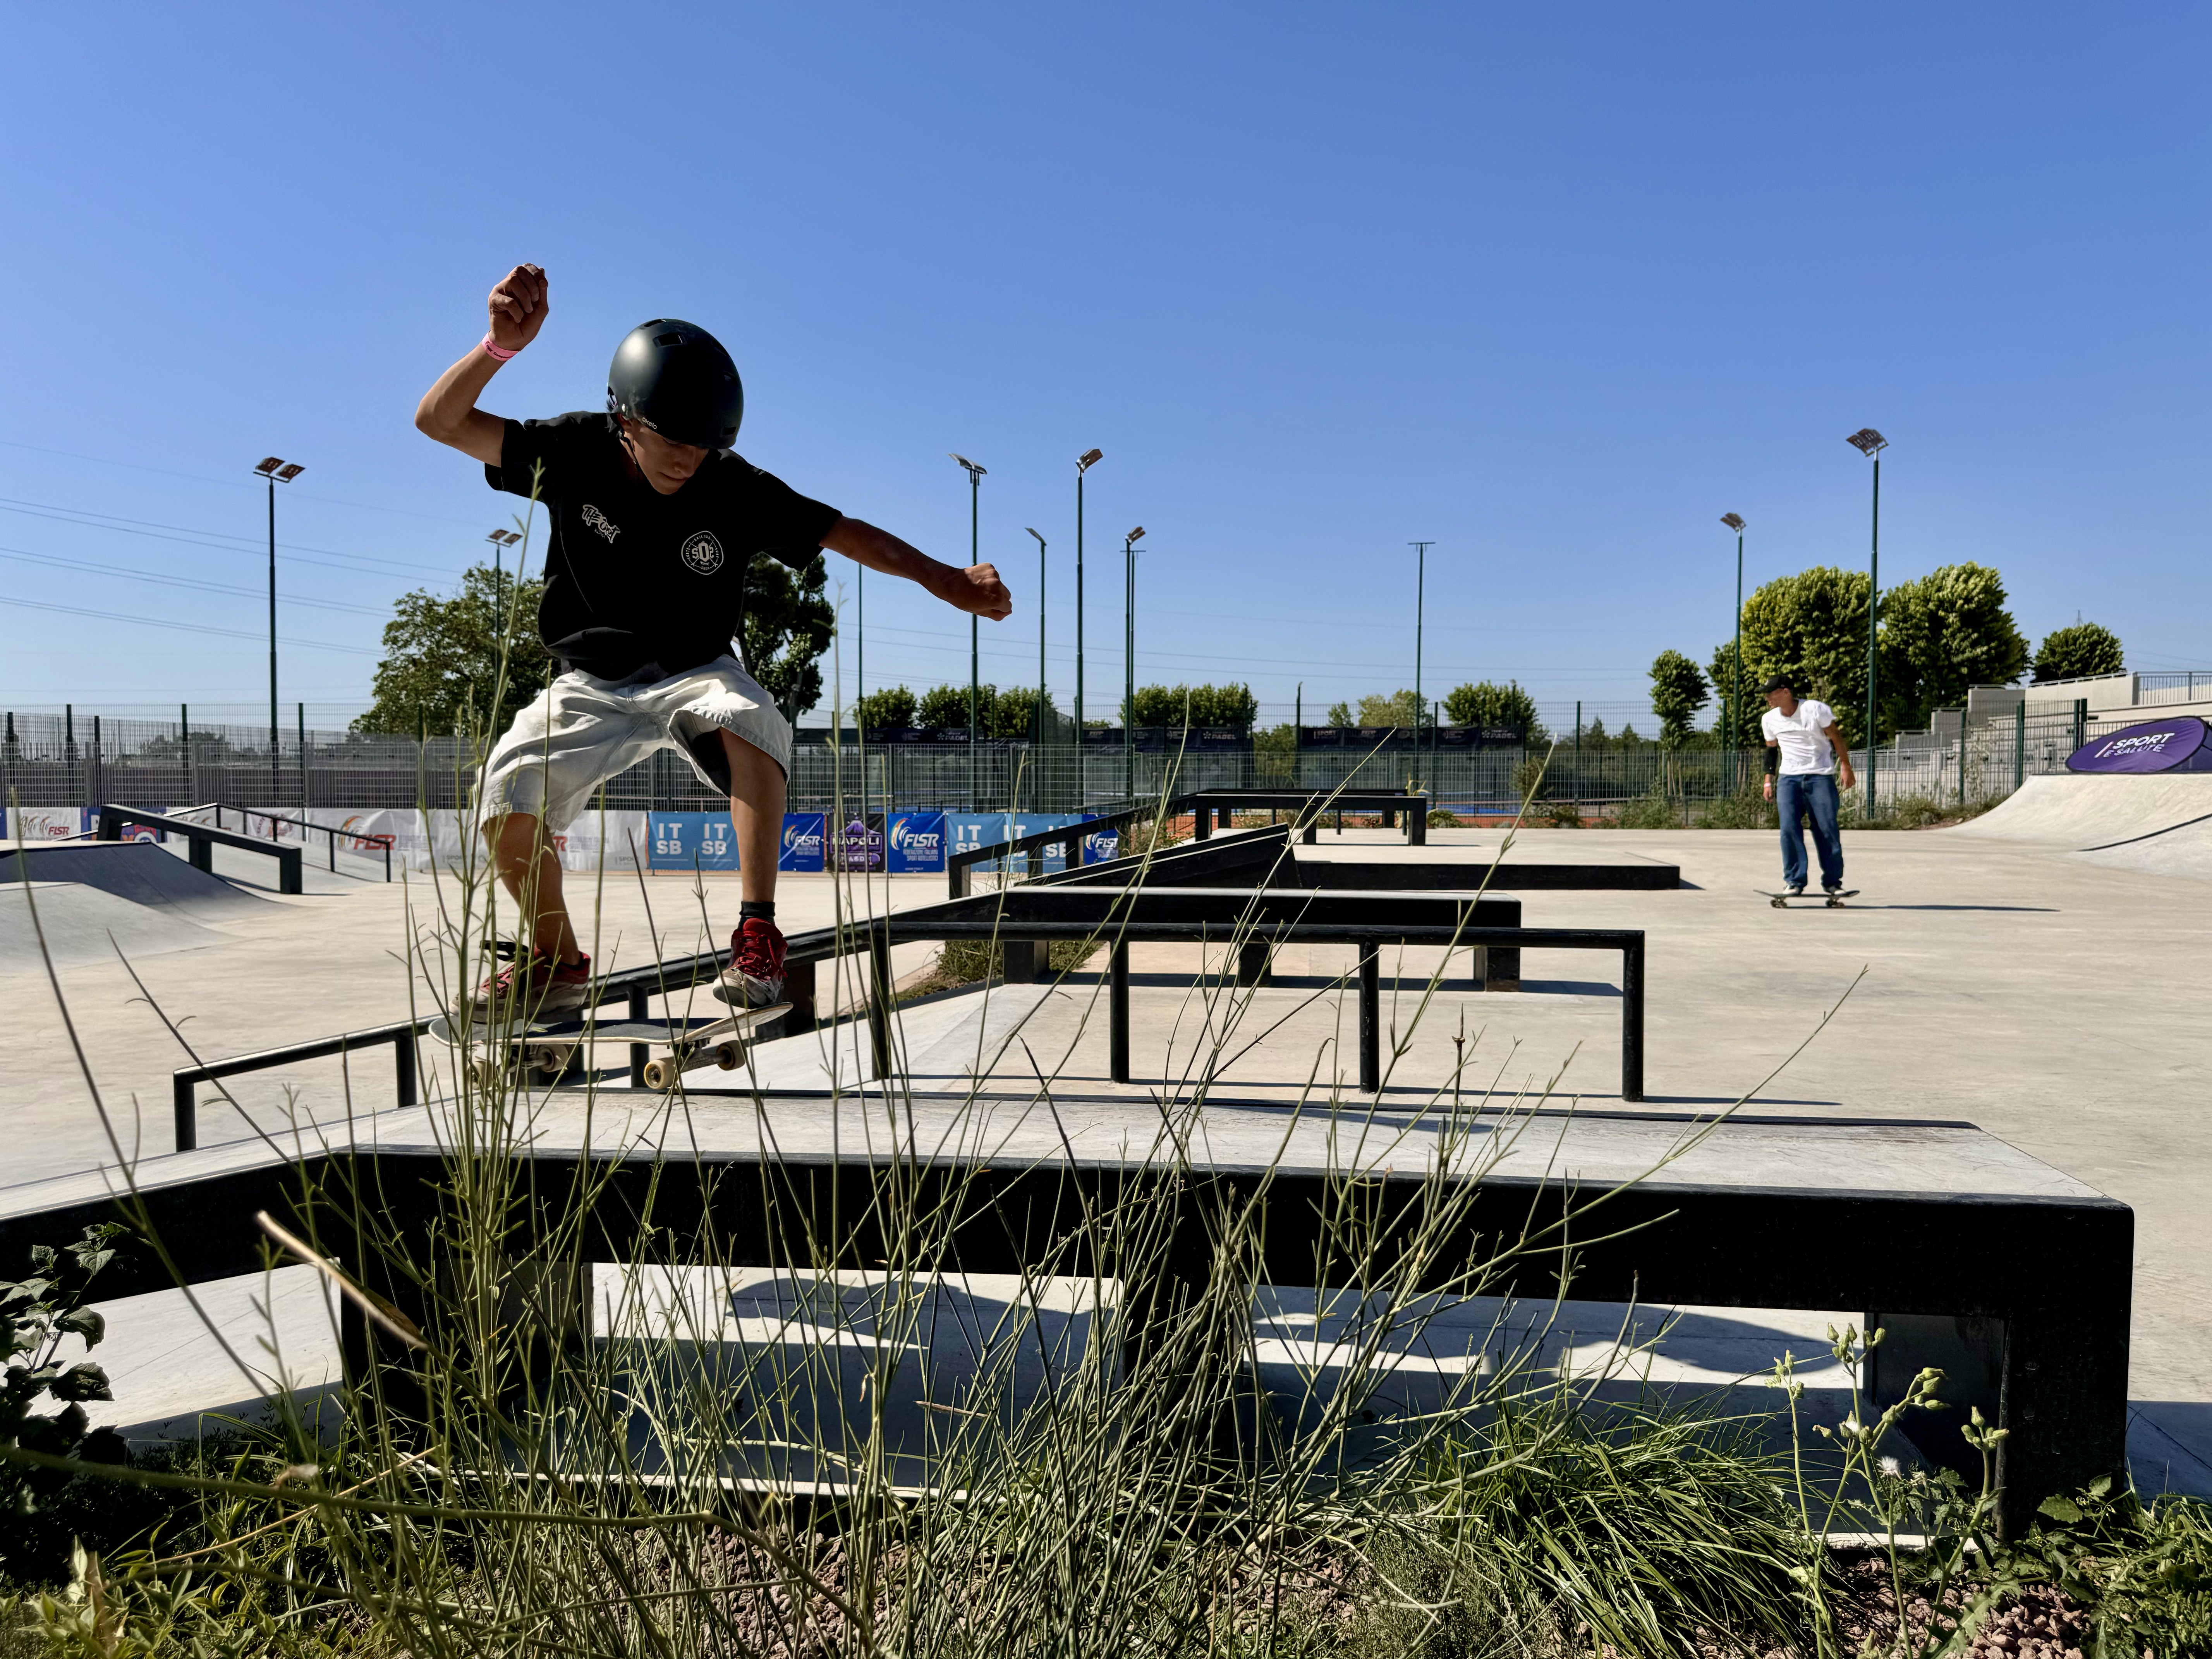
606,319,744,449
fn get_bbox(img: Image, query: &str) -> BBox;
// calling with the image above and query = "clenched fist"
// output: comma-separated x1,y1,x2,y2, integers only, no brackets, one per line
488,264,550,353
946,562,1013,620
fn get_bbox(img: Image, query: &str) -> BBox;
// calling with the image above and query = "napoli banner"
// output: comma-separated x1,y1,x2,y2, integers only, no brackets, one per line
885,810,947,874
830,814,886,871
778,812,827,872
647,812,740,873
2067,715,2212,774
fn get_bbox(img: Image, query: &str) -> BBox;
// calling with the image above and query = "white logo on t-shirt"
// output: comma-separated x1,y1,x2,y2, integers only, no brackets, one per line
679,531,726,575
582,505,620,543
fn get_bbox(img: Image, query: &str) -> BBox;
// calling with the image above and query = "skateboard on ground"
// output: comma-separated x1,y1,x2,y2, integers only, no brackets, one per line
1757,889,1860,909
429,1005,792,1089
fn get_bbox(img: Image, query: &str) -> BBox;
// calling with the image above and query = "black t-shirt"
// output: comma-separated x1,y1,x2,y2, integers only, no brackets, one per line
486,412,840,680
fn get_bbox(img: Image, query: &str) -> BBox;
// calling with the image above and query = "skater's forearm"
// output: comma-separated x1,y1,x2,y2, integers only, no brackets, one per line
821,516,1013,619
414,346,508,464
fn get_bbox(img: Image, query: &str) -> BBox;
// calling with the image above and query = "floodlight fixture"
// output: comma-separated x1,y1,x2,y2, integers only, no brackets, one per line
1720,512,1746,532
1845,428,1888,457
1026,527,1046,548
254,457,283,476
1125,525,1145,545
948,452,987,480
1076,448,1103,472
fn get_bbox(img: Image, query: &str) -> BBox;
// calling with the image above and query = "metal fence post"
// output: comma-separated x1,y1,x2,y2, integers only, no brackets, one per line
2072,699,2087,755
2014,700,2025,790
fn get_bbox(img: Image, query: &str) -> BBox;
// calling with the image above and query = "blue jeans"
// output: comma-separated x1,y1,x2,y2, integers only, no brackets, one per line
1776,773,1844,890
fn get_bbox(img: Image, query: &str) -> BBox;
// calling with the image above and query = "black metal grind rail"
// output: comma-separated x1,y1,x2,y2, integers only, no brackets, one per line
211,805,393,881
97,804,303,895
948,788,1431,897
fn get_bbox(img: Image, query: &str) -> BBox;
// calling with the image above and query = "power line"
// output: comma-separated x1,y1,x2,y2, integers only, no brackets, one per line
0,496,471,579
0,594,379,655
0,544,389,616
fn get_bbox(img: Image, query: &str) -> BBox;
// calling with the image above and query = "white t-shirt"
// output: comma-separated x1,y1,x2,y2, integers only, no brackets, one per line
1762,699,1838,775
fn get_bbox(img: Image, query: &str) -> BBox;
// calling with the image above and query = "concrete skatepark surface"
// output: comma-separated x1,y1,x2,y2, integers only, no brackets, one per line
3,816,2207,1494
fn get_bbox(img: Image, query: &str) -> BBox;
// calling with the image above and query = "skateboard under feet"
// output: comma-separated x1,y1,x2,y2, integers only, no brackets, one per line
430,1004,792,1090
1757,889,1859,909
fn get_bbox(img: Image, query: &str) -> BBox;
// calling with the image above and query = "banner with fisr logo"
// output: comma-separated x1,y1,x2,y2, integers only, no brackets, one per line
885,810,947,873
778,812,826,872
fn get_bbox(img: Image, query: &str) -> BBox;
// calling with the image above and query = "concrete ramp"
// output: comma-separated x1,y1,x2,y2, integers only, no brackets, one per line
0,882,227,967
1949,773,2212,879
0,840,268,921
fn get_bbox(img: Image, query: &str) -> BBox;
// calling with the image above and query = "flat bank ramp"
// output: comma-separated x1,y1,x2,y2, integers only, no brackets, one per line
1948,773,2212,879
0,841,268,921
0,883,226,967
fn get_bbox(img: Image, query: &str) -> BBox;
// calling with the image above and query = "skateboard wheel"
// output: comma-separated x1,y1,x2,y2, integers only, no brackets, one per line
643,1058,674,1091
473,1060,500,1093
1826,896,1844,908
714,1041,740,1070
1771,896,1787,908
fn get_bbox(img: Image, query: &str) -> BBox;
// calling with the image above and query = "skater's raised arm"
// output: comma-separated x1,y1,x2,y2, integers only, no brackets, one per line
821,515,1014,620
414,264,550,465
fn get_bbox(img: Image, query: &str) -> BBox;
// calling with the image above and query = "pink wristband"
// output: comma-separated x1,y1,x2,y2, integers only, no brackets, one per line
481,332,520,362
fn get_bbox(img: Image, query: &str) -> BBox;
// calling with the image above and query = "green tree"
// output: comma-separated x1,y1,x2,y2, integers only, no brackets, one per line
1877,562,2027,729
1648,650,1710,750
1443,680,1549,744
989,686,1053,740
1252,721,1298,779
917,682,991,731
854,686,916,730
1705,646,1765,748
1355,689,1420,726
740,553,836,721
1728,566,1880,737
355,564,553,736
2032,622,2124,684
1122,682,1258,728
1325,701,1352,727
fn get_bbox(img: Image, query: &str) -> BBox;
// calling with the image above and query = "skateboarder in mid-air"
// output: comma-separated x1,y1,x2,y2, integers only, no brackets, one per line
416,264,1012,1017
1760,675,1856,898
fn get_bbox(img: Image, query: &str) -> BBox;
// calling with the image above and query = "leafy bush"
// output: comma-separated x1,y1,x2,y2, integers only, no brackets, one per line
1442,680,1548,744
1613,787,1680,828
917,681,991,731
1425,807,1462,828
1695,788,1778,830
2033,621,2125,684
854,685,917,729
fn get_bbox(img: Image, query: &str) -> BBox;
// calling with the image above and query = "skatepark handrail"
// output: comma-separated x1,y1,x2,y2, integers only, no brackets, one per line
947,787,1431,896
167,905,1642,1148
211,805,393,881
97,804,304,896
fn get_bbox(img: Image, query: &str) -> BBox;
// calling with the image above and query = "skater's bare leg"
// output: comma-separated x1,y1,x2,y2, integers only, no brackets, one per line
484,811,579,962
720,730,785,902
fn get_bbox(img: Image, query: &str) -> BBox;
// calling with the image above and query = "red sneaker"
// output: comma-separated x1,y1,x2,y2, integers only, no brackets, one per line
716,918,787,1009
469,948,591,1023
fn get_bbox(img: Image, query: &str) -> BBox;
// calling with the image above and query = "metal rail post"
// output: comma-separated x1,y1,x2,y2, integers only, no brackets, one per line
1109,941,1131,1082
1621,934,1645,1101
628,986,651,1087
1358,945,1381,1093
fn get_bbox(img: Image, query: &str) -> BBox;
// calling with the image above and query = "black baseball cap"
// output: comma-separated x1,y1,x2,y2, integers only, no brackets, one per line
1759,675,1796,694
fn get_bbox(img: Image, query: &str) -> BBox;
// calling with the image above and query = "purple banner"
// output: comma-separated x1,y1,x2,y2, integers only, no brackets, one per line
2066,716,2212,775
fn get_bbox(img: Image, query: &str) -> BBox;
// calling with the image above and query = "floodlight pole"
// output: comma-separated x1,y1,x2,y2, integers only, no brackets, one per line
1847,430,1888,816
1721,514,1746,791
1410,541,1433,785
1026,528,1048,795
1075,449,1101,754
950,455,987,807
254,458,303,793
1123,526,1144,802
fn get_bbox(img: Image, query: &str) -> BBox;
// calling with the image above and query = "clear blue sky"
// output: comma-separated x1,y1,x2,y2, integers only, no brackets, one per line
3,3,2205,732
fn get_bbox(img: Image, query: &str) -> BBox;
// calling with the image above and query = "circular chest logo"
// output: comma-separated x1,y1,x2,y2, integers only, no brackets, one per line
678,531,726,575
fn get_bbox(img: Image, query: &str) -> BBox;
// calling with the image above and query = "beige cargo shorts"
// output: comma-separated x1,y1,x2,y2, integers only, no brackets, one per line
479,654,791,831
